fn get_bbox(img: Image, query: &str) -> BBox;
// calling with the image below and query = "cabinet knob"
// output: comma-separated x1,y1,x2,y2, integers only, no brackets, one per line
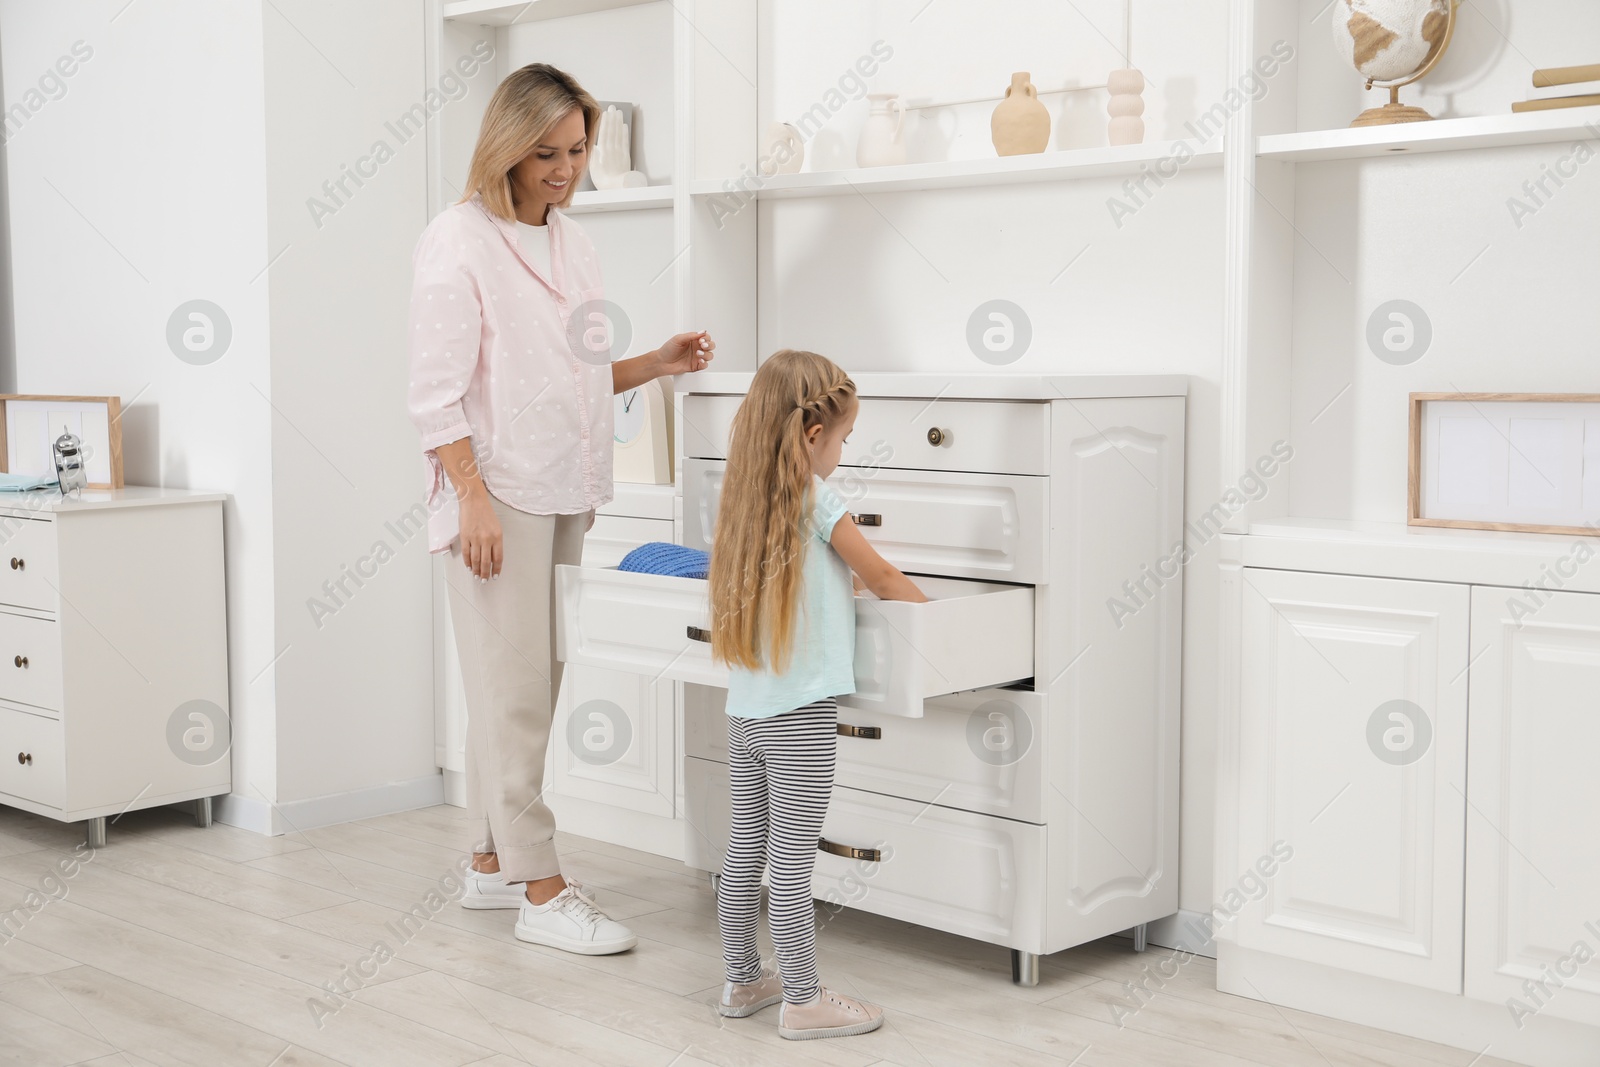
9,557,22,571
13,655,26,669
16,752,30,765
836,724,882,739
926,426,947,446
686,625,710,643
818,837,882,863
851,513,882,527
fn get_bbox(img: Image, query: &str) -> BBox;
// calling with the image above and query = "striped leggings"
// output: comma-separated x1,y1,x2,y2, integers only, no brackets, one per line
716,698,838,1004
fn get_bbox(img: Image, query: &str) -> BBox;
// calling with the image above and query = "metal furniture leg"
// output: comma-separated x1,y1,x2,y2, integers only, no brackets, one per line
195,796,212,828
1133,923,1148,952
1011,949,1040,986
85,816,106,849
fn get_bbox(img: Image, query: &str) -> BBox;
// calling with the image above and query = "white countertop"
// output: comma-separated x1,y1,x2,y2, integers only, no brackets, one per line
0,485,229,515
675,370,1189,400
1227,517,1600,594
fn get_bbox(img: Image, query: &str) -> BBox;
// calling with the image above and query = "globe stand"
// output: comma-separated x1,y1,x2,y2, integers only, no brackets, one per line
1346,0,1459,129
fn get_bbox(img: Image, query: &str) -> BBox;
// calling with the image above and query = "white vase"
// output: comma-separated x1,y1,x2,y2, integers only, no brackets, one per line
856,92,906,168
760,121,805,176
1107,69,1146,146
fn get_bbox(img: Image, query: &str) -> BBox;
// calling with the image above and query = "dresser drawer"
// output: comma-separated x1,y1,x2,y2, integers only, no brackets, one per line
0,612,63,714
0,706,63,807
686,686,1044,823
583,516,675,569
555,567,1034,718
0,518,59,613
683,755,1044,948
683,395,1049,476
684,459,1047,583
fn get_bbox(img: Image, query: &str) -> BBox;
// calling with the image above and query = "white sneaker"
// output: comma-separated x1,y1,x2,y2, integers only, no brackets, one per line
461,868,589,910
514,885,637,955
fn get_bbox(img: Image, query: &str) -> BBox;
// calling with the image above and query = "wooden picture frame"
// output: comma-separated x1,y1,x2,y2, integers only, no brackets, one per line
0,394,125,490
1408,392,1600,537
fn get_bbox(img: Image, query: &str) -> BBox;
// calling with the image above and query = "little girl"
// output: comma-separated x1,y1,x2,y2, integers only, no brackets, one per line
707,349,927,1041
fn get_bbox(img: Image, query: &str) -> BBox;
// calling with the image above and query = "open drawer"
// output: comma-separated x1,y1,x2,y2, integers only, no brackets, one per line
554,566,1034,718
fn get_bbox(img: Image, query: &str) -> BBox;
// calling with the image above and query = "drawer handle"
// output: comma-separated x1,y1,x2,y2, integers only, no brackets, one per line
13,655,26,669
9,557,22,571
837,724,881,739
851,513,882,527
686,625,711,643
926,426,946,446
818,838,882,863
17,752,30,765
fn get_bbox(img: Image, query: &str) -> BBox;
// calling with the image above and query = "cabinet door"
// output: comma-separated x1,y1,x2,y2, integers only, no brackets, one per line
1466,588,1600,1026
549,664,674,818
1235,569,1468,993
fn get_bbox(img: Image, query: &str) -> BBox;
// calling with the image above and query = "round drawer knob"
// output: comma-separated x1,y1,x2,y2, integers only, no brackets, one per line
17,752,30,765
9,557,22,571
13,655,27,669
926,426,947,446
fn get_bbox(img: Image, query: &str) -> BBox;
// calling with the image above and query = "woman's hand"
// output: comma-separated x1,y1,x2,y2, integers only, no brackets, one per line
459,493,504,581
654,330,715,376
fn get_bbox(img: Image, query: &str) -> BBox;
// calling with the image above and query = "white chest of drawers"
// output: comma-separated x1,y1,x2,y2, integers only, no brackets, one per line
555,372,1186,981
0,487,230,846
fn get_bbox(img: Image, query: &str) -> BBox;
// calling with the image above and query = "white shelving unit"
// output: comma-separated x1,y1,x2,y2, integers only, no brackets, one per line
564,185,675,213
1217,3,1600,1065
441,0,657,26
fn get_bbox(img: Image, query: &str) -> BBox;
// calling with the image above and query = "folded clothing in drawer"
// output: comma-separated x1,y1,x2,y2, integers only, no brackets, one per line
617,542,710,579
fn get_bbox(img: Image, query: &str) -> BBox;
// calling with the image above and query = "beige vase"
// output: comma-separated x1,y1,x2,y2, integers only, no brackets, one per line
991,72,1051,156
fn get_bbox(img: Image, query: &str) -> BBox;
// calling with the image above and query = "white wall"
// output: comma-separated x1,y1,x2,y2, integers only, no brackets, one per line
0,0,280,809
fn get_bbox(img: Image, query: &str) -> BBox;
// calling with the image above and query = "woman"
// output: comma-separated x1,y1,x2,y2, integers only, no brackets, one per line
407,63,713,956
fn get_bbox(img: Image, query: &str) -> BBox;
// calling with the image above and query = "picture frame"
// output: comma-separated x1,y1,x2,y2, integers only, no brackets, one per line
1408,392,1600,537
0,394,125,489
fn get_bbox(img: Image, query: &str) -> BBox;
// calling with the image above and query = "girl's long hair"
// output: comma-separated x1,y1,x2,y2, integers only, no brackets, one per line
709,350,857,673
459,63,599,220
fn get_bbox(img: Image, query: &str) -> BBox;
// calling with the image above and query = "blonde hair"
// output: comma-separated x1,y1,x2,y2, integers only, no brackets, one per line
709,350,857,673
459,63,599,220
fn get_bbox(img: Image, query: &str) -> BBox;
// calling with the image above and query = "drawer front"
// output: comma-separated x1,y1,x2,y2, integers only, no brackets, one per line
686,686,1045,823
684,459,1047,583
557,566,1034,718
0,612,63,714
0,518,59,613
683,395,1049,476
584,516,675,569
0,706,63,807
681,755,1044,948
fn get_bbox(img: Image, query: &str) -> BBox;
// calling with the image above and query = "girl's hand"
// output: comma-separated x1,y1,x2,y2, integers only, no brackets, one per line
654,330,715,376
459,494,503,581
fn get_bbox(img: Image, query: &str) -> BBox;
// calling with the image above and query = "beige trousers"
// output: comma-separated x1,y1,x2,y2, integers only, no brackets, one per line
445,495,588,883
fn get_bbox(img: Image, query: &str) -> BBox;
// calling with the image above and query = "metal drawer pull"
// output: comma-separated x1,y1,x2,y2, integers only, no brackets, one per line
9,557,22,570
13,655,26,669
686,625,711,643
926,426,947,446
851,513,882,527
837,724,881,739
818,838,882,862
17,752,31,765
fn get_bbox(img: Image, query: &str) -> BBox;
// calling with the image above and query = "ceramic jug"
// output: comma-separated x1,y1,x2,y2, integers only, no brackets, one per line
991,72,1050,156
857,92,906,167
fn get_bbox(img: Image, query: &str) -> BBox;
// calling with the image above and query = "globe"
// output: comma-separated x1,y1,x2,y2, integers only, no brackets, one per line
1331,0,1458,127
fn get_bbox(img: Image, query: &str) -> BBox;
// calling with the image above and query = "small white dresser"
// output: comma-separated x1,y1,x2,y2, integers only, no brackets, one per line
556,372,1187,982
0,487,230,846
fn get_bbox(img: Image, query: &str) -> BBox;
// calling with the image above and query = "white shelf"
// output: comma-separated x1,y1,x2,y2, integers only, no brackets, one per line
688,139,1223,200
1258,106,1600,163
442,0,657,25
563,185,674,214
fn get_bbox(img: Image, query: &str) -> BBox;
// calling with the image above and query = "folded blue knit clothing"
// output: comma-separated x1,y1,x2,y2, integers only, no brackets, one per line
617,541,711,579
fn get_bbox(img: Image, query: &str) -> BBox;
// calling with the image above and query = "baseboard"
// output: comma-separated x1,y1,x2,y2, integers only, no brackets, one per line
1111,909,1218,959
214,773,445,836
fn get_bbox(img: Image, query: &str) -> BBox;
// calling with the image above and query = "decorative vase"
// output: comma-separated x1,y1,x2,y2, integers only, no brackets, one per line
856,92,906,168
760,121,805,176
1107,68,1146,146
991,72,1051,156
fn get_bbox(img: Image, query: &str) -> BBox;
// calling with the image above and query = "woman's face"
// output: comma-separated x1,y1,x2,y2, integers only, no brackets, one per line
510,107,589,212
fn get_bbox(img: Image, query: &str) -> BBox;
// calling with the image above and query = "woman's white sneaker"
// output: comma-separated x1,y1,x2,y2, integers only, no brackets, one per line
461,868,526,910
514,885,637,955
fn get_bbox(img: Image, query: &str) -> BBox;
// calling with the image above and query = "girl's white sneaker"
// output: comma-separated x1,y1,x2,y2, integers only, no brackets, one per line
514,885,637,955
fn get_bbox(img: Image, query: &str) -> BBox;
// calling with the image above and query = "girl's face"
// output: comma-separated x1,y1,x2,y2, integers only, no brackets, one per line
509,107,589,218
806,401,858,479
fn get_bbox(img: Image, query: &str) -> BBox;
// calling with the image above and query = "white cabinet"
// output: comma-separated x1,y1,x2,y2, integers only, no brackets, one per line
0,488,230,845
559,373,1188,980
1466,587,1600,1027
1234,568,1469,993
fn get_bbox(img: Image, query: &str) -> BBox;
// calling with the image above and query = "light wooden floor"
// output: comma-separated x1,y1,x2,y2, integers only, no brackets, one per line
0,802,1522,1067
